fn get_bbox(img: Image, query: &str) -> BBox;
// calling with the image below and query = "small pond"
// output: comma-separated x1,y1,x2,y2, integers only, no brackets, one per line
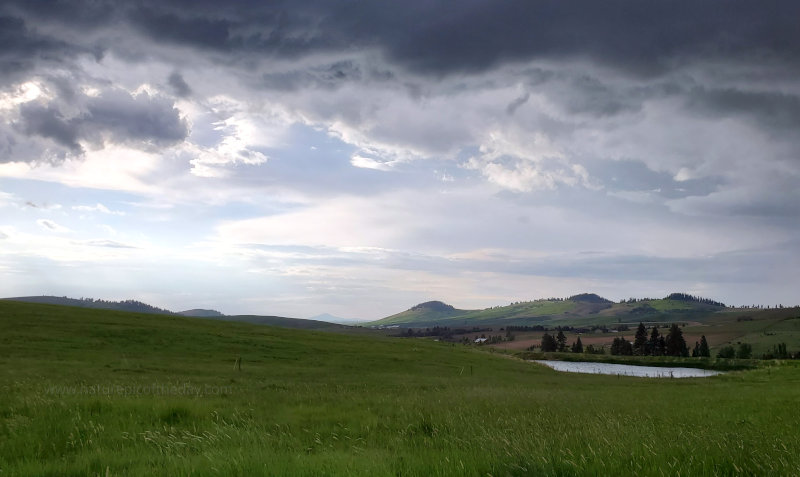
532,360,723,378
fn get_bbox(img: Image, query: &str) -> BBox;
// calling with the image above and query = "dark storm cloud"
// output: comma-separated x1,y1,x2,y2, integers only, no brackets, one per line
83,90,189,146
6,0,116,27
6,0,800,77
375,0,800,75
129,7,235,51
0,15,76,81
15,89,188,155
18,102,82,151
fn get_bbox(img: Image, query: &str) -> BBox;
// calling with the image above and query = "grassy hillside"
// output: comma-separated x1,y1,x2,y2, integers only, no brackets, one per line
2,301,800,476
371,293,730,328
205,314,354,333
3,296,174,315
4,297,350,333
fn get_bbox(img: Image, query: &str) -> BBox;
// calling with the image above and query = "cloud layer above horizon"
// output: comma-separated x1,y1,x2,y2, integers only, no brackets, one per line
1,0,798,318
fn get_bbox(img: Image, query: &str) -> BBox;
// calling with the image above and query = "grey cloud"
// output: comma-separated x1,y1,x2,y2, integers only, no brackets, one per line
0,231,7,239
0,15,76,81
18,102,82,151
7,1,800,77
83,90,188,147
668,176,800,219
324,0,800,76
506,92,529,115
14,88,188,156
688,87,800,135
261,60,365,91
586,159,722,200
561,75,643,117
129,7,235,51
168,72,192,97
6,0,116,27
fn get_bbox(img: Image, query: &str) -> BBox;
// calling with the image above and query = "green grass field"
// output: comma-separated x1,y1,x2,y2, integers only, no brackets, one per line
2,301,800,476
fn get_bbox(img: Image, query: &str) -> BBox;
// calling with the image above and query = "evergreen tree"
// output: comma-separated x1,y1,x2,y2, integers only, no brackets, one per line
657,336,666,356
571,337,584,353
698,335,710,357
556,329,567,352
633,322,648,355
692,341,700,357
611,336,633,355
647,326,661,356
540,333,558,352
665,323,688,357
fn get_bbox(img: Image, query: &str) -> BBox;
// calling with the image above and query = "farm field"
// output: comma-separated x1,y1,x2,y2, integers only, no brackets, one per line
2,301,800,476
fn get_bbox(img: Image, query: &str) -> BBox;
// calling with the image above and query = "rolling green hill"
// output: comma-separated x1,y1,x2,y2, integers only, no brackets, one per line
2,296,349,332
201,314,354,332
370,293,731,327
2,295,175,314
2,300,800,476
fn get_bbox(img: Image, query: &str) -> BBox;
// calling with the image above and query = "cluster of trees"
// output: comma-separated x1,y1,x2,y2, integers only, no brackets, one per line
506,325,547,332
621,297,658,304
763,343,800,360
716,343,752,359
402,326,497,340
539,323,696,356
717,342,800,360
535,332,602,354
621,294,726,307
540,329,569,352
611,323,695,357
737,304,797,309
691,336,711,357
403,326,456,339
666,293,726,307
46,297,175,315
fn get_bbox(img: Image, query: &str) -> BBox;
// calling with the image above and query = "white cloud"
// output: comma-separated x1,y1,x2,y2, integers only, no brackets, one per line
0,191,16,207
36,219,71,233
350,154,394,171
72,203,125,215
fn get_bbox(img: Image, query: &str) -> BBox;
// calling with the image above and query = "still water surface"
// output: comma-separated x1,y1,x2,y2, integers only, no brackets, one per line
533,360,722,378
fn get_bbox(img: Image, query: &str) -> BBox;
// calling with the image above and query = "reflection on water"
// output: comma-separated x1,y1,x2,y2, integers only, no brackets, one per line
533,360,722,378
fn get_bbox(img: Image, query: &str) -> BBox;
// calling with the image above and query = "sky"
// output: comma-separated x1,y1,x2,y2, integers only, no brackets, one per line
1,1,799,319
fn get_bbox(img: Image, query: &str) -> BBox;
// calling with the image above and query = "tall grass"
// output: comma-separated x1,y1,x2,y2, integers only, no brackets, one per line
1,301,799,476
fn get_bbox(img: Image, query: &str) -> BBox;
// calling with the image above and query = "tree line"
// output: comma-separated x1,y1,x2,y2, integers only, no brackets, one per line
537,322,800,360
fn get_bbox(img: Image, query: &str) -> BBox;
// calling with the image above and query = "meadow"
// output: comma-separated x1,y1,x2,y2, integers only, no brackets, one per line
1,301,799,476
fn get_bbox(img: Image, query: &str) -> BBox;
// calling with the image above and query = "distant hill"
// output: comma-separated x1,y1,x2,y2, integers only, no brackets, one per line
199,314,351,332
308,313,364,325
369,293,730,328
376,300,467,326
569,293,613,304
2,296,173,314
1,296,353,333
177,309,225,317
